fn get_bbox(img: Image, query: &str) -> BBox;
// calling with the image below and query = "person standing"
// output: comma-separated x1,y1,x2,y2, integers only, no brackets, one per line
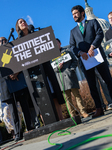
15,18,64,121
105,11,112,43
0,37,12,142
51,38,89,118
70,5,112,118
3,102,22,139
105,11,112,60
103,11,112,110
0,37,22,139
0,37,35,141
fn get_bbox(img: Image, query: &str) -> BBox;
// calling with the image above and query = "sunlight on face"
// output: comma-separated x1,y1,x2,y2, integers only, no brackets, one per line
0,38,7,46
72,10,84,22
108,14,112,25
18,19,28,31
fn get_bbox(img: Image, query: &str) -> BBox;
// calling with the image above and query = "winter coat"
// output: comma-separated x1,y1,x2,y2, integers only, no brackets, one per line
51,46,79,91
0,72,12,102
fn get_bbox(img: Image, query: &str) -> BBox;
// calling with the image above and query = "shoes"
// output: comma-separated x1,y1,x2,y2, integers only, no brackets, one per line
82,113,89,118
35,122,40,129
14,132,23,142
92,108,104,118
35,124,40,129
107,104,112,110
14,136,21,142
103,106,107,111
14,135,22,142
11,130,15,139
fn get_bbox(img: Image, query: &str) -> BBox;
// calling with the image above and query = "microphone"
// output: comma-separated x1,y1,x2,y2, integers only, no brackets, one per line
28,24,41,33
28,24,35,33
18,30,24,38
7,28,14,43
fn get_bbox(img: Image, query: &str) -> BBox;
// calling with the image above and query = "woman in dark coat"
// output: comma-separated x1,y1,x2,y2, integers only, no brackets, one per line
0,37,35,142
15,18,65,120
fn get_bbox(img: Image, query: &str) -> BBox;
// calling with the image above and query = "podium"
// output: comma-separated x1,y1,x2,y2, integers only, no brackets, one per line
23,64,59,125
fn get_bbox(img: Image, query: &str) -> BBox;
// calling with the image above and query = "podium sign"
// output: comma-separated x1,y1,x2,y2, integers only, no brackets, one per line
0,26,60,76
104,39,112,66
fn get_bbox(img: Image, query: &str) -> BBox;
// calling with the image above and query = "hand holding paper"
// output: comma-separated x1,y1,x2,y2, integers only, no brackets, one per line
88,45,95,57
80,51,88,60
81,48,104,70
58,62,64,69
88,49,95,57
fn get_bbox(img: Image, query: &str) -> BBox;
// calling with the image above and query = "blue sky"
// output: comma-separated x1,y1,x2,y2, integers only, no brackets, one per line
0,0,112,47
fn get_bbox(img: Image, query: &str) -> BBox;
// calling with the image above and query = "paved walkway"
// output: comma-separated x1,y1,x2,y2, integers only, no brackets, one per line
0,110,112,150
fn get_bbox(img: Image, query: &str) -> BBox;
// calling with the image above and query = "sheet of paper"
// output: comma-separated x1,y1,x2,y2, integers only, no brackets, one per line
81,48,104,70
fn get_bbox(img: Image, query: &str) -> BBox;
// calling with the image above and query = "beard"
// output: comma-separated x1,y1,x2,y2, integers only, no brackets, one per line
74,15,82,22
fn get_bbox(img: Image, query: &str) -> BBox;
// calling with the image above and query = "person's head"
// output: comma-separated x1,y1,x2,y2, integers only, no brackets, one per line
71,5,85,22
56,38,61,49
0,37,7,46
16,18,28,35
108,12,112,26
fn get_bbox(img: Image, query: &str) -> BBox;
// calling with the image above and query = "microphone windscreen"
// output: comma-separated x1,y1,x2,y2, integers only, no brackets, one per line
10,28,14,33
28,24,35,33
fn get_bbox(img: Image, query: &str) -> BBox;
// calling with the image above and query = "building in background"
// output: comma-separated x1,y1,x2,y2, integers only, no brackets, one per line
85,0,110,47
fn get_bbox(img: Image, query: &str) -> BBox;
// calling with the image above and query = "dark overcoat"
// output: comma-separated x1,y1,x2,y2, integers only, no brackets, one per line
51,46,79,91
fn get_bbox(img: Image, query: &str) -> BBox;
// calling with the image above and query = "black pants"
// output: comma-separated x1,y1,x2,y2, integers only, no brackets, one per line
7,88,33,136
42,61,65,104
83,61,112,108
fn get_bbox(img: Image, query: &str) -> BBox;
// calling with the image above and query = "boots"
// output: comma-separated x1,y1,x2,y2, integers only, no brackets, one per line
92,108,104,118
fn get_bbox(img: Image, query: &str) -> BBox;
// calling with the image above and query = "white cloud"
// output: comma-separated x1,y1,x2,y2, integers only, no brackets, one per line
26,15,34,25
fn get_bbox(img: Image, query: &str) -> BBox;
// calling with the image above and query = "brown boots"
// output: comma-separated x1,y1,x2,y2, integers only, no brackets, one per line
92,108,104,118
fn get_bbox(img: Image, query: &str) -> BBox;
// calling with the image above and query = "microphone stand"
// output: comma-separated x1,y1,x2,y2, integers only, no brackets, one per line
5,34,15,45
11,34,15,41
5,29,15,45
35,27,41,30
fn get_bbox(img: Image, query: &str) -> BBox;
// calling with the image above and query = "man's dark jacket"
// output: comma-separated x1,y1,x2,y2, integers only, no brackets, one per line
70,19,106,62
105,27,112,41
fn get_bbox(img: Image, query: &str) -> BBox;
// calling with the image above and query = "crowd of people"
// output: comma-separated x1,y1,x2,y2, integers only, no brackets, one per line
0,4,112,142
